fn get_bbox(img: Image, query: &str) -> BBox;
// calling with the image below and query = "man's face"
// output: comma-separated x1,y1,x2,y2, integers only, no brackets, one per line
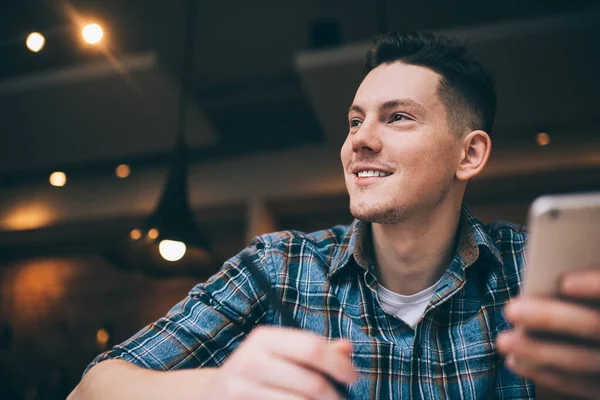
341,62,463,224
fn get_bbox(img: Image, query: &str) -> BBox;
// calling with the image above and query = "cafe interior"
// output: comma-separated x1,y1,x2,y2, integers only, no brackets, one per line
0,0,599,398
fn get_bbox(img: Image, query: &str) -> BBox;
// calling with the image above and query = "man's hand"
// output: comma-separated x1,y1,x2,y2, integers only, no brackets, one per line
497,268,600,399
205,326,358,400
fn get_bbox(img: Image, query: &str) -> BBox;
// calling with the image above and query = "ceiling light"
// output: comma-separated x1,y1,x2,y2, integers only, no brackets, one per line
26,32,45,52
159,240,187,262
115,164,131,178
536,132,551,146
96,328,109,346
82,23,103,44
104,0,216,278
95,325,113,351
49,172,67,187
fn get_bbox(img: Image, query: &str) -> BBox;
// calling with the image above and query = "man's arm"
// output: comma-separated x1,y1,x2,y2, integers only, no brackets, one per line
69,328,356,400
68,241,357,400
68,360,218,400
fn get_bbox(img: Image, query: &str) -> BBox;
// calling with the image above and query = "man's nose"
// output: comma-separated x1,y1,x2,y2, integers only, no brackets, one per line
352,120,382,154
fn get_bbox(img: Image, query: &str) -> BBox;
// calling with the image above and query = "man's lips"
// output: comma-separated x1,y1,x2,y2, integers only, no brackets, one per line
351,170,393,187
351,163,394,176
348,163,396,186
353,174,391,185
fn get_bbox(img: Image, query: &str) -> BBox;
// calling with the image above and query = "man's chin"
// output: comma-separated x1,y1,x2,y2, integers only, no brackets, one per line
349,203,406,225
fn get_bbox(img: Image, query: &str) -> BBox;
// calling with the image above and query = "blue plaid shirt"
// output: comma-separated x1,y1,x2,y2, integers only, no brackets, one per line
87,207,535,399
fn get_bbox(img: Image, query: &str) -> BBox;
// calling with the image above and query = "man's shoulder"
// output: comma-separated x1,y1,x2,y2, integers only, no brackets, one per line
250,223,356,274
484,219,527,242
256,223,355,250
479,219,528,274
463,207,528,257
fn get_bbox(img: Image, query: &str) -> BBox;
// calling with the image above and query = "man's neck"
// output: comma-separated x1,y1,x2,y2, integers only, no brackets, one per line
371,200,462,295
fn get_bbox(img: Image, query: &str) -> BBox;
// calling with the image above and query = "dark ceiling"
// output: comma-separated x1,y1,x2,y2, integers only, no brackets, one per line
0,0,598,186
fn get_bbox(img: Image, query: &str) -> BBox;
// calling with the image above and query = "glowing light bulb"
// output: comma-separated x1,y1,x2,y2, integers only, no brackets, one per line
129,229,142,240
536,132,551,146
82,23,103,44
49,172,67,187
26,32,45,52
115,164,130,178
158,240,187,262
147,228,159,240
96,328,110,345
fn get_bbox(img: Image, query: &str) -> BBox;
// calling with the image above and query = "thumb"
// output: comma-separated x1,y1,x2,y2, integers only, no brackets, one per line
332,339,353,354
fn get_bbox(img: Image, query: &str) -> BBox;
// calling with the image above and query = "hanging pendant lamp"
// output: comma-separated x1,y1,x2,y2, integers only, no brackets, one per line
104,0,217,278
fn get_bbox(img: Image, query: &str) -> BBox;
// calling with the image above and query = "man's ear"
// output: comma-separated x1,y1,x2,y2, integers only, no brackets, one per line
456,130,492,182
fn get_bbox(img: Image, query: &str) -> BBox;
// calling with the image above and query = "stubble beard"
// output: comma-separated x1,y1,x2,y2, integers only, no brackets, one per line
350,199,413,224
349,180,453,225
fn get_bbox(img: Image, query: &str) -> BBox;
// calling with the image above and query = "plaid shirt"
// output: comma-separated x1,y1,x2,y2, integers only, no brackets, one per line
87,207,535,399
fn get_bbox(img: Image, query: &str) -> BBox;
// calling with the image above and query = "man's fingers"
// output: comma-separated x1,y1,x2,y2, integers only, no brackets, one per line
224,381,308,400
331,339,353,354
504,358,600,400
505,297,600,341
251,356,343,400
247,327,357,385
497,330,600,374
561,269,600,300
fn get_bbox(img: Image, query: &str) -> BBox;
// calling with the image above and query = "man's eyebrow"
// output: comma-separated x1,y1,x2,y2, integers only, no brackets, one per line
348,98,427,115
348,104,364,115
379,99,427,114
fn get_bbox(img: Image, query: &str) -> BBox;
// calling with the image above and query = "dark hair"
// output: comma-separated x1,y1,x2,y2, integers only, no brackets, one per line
364,32,496,135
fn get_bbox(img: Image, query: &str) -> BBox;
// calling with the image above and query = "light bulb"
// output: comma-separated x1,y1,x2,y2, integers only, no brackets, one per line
115,164,131,178
96,328,110,345
49,172,67,187
158,240,187,262
129,229,142,240
82,23,103,44
536,132,551,146
26,32,45,52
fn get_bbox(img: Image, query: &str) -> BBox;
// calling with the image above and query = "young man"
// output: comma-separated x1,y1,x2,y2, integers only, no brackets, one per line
70,32,600,399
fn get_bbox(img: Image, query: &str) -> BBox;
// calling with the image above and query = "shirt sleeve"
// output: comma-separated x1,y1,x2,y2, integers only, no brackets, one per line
83,239,274,375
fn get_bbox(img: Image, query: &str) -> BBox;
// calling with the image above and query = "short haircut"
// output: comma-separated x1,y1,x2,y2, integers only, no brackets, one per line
364,32,496,135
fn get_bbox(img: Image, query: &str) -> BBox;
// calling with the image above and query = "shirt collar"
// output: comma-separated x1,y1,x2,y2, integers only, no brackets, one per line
328,206,504,278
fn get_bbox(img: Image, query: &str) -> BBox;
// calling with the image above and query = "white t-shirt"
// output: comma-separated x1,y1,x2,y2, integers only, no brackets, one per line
377,280,440,328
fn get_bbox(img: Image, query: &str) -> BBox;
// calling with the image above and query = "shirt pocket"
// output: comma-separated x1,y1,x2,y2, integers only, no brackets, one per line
348,340,410,399
421,307,506,398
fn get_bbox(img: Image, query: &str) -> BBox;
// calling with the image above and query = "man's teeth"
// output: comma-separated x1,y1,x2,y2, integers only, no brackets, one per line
357,170,391,178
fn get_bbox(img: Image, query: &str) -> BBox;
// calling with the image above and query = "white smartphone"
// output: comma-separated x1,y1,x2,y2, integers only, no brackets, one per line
523,191,600,297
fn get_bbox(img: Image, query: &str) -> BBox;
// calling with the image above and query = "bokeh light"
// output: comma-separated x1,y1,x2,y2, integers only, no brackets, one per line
82,23,103,44
536,132,551,146
26,32,45,52
115,164,131,178
1,202,55,231
158,240,187,262
49,172,67,187
96,328,110,345
129,229,142,240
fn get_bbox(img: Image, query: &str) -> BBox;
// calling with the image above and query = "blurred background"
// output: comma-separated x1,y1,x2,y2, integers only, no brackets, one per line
0,0,599,398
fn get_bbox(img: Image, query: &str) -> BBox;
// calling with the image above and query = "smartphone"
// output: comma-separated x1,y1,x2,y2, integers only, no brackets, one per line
523,191,600,297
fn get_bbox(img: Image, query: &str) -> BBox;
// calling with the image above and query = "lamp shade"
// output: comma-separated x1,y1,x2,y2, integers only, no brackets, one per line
104,139,217,278
104,0,218,278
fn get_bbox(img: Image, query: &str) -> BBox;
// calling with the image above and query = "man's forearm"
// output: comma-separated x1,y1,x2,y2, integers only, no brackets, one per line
68,359,218,400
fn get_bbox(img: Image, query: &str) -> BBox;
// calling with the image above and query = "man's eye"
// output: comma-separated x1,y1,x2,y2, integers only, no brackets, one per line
349,119,362,128
390,113,410,122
